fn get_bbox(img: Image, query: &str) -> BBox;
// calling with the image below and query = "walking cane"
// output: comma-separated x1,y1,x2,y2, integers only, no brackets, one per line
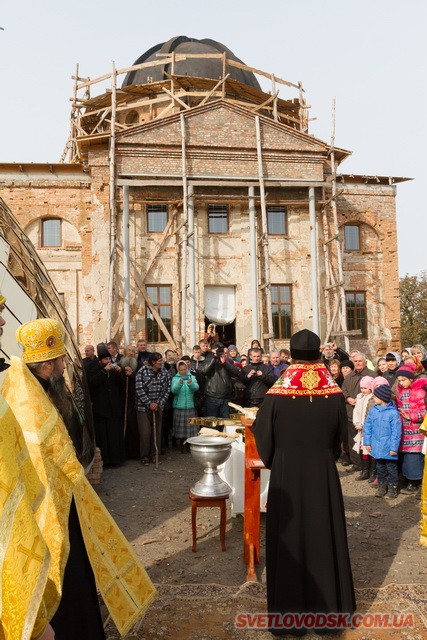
123,376,129,438
152,410,159,469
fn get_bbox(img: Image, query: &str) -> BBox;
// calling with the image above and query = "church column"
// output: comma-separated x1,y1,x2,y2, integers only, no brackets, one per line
248,186,259,340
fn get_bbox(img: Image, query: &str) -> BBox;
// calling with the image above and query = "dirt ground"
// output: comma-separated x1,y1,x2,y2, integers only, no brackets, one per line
96,445,427,638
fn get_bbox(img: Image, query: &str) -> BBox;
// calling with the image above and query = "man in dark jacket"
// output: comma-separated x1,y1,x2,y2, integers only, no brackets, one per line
88,343,125,466
201,346,239,421
136,339,151,370
240,348,277,407
82,344,98,375
107,340,122,364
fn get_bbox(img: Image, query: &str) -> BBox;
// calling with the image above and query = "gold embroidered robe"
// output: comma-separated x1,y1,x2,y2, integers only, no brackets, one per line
1,357,156,637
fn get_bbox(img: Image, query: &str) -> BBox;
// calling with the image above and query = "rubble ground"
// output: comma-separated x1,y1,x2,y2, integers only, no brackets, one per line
97,447,427,589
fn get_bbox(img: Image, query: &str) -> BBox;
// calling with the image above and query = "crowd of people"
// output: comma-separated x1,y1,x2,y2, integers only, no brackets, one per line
81,336,427,499
81,337,294,463
329,343,427,500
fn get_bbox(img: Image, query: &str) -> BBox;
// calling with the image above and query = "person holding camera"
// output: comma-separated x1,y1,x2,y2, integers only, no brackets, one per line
200,344,239,421
321,341,349,367
107,340,122,364
240,348,277,408
171,360,199,453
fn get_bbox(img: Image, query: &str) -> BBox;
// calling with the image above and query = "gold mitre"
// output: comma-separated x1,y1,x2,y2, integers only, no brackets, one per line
16,318,67,364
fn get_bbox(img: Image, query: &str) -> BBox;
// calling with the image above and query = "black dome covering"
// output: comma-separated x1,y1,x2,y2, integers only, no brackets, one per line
122,36,261,90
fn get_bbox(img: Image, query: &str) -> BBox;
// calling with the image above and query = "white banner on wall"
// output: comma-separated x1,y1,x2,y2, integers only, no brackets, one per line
204,286,236,326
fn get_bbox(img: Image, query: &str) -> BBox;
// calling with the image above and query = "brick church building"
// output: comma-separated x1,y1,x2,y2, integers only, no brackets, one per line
0,36,407,356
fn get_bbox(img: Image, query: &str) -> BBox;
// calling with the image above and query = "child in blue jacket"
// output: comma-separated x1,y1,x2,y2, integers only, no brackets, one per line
363,384,401,499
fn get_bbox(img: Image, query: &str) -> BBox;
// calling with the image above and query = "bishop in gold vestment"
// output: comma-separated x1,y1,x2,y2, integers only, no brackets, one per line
1,315,156,639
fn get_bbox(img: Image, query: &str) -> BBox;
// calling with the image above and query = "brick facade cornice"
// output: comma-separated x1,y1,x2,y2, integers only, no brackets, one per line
115,98,347,156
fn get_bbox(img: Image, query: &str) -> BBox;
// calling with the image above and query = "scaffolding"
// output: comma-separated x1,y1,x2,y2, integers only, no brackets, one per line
61,52,310,165
321,99,349,351
60,51,352,348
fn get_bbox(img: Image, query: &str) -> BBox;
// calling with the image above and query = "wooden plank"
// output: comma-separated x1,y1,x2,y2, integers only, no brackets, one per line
106,62,117,341
256,115,274,353
162,86,190,110
139,285,177,349
160,52,223,60
199,74,230,107
153,100,175,121
80,93,170,120
89,108,110,135
117,179,183,186
77,58,172,90
227,59,300,89
250,91,278,113
76,53,300,95
331,329,362,337
141,208,178,279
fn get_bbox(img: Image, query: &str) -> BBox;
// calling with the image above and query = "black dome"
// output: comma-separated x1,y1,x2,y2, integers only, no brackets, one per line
122,36,261,90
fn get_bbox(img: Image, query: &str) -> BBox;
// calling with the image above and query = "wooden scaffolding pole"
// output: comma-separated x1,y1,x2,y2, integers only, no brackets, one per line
321,191,333,337
106,60,117,341
255,115,274,353
321,99,349,349
330,98,349,352
60,62,79,163
110,206,179,338
180,112,189,351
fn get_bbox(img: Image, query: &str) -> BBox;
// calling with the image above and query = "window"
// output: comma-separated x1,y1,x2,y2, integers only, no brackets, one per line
125,110,139,125
344,225,360,250
147,204,168,233
271,285,292,339
267,206,287,235
41,218,61,247
346,291,367,338
208,204,228,233
146,285,172,342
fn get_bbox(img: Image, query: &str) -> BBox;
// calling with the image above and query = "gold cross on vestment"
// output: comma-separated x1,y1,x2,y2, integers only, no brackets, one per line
13,427,25,453
18,540,44,572
0,478,14,496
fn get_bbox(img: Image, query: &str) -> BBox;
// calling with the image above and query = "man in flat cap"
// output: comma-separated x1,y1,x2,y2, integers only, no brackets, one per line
252,329,355,637
2,317,156,639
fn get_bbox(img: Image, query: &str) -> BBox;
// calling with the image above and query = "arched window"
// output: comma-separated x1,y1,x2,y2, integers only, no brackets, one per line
41,218,61,247
125,110,139,125
344,224,360,250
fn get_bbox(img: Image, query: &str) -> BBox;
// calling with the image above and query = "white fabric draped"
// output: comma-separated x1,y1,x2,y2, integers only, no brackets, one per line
204,286,235,326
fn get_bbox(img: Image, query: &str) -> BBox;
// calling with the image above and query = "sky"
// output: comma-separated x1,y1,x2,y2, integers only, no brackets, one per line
0,0,425,276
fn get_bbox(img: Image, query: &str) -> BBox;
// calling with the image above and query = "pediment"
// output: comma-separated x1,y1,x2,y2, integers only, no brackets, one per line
116,100,331,156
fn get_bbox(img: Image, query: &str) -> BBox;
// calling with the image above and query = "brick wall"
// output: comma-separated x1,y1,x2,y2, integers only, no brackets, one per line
0,102,403,357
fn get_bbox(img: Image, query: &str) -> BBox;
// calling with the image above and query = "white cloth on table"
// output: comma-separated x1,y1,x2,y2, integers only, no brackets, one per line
218,425,270,516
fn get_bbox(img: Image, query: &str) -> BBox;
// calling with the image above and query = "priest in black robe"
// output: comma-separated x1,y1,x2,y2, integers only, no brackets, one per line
252,329,356,636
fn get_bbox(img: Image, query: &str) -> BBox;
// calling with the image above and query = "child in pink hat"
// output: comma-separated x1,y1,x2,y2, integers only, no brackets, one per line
353,376,376,481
